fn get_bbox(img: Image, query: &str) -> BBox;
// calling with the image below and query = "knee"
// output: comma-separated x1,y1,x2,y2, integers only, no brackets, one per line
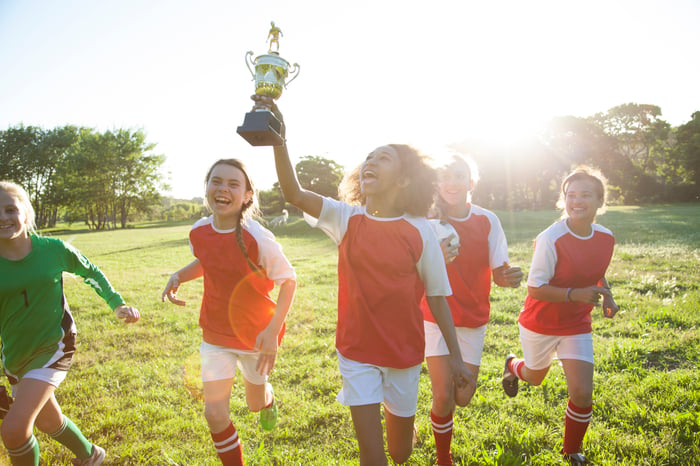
203,403,230,432
431,386,454,414
569,387,593,407
388,445,412,465
1,418,29,449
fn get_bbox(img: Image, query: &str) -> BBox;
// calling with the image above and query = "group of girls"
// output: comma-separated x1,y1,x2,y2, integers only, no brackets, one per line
0,95,618,466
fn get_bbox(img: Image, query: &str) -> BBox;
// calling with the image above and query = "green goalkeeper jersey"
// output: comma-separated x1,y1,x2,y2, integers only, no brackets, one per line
0,235,125,382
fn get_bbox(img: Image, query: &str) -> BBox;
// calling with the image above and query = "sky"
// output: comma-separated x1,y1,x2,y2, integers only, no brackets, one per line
1,0,699,199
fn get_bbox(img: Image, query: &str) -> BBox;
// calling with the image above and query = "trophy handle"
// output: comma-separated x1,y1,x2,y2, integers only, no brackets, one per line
244,51,256,79
285,63,300,87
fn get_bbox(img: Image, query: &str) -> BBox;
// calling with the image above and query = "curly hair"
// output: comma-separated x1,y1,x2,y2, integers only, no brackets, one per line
338,144,437,217
204,159,262,272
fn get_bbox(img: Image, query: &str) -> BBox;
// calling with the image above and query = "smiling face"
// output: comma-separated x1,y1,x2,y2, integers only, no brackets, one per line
438,158,473,210
359,145,404,196
564,178,603,225
0,189,30,242
205,163,253,228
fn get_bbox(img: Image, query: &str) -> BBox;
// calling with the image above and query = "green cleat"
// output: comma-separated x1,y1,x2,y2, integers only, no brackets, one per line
259,383,278,431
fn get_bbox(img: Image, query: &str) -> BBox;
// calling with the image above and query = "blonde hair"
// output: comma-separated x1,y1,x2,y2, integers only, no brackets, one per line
0,180,36,234
204,159,262,272
338,144,437,217
556,165,608,218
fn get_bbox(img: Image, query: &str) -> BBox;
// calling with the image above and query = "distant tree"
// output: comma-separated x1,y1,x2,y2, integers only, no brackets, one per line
590,103,672,201
108,128,166,228
0,125,80,228
258,181,286,215
296,155,344,199
672,111,700,199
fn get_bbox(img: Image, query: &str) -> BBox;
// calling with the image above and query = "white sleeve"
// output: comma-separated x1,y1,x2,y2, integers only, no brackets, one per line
246,220,296,284
408,217,452,297
526,229,557,288
485,210,510,269
304,197,357,246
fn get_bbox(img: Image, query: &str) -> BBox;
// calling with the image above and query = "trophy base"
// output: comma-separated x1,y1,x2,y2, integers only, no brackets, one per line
237,110,285,146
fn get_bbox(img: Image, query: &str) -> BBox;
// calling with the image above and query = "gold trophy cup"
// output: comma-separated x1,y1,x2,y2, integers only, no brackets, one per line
237,22,299,146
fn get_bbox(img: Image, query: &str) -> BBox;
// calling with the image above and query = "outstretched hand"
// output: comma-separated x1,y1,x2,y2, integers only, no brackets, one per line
115,305,140,323
161,274,186,306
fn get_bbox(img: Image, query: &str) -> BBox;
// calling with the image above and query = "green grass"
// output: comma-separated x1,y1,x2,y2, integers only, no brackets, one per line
2,204,698,465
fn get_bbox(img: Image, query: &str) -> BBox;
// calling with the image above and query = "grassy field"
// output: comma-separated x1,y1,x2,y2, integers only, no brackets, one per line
1,204,698,465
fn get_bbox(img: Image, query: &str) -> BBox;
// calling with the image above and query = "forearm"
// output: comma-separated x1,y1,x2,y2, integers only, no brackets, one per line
528,284,570,302
273,144,323,217
274,144,303,204
267,279,296,334
174,259,203,283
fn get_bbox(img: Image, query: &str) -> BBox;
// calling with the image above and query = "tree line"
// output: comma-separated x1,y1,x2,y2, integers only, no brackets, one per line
1,125,166,229
459,103,700,210
2,103,698,230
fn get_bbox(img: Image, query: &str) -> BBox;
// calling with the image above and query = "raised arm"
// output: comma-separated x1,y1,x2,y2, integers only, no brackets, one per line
250,94,323,218
273,143,323,218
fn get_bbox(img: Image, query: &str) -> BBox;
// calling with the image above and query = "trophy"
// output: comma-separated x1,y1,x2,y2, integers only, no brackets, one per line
237,22,300,146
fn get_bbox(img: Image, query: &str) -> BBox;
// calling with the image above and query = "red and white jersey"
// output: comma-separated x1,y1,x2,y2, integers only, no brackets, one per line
189,216,296,350
519,220,614,336
307,197,451,369
421,204,510,328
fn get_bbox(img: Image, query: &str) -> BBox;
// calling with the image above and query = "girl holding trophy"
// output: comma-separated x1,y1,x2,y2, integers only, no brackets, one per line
255,95,474,466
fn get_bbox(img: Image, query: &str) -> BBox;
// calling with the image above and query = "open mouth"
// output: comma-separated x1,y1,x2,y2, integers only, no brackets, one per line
214,197,232,206
361,170,377,181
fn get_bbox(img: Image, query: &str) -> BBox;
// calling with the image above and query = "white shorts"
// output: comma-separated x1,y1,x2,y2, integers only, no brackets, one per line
200,342,267,385
11,368,68,396
424,321,486,366
336,351,421,418
518,323,594,370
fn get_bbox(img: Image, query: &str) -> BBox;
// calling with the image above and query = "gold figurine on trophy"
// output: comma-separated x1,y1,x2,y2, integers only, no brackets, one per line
237,22,299,146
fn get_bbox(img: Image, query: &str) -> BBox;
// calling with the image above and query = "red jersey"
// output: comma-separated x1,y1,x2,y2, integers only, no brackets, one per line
421,204,510,328
307,197,451,369
189,216,296,350
519,220,615,336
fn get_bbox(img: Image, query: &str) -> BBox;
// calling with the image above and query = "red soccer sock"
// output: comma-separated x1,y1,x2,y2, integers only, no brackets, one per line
563,399,592,454
431,410,454,466
210,421,244,466
508,358,526,380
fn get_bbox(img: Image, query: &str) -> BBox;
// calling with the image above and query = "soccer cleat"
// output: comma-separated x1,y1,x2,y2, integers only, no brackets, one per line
502,353,519,397
563,452,588,464
259,383,278,431
71,444,105,466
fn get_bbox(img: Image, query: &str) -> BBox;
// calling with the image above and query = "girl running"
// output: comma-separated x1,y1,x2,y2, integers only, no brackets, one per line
501,166,619,465
161,159,296,466
422,154,523,466
0,180,140,466
255,96,474,466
